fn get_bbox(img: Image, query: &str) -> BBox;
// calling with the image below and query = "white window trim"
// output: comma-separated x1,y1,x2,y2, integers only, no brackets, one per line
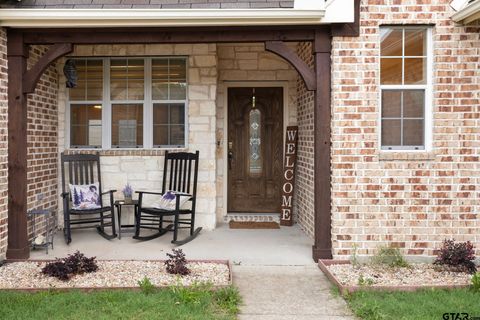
379,27,433,152
66,56,189,150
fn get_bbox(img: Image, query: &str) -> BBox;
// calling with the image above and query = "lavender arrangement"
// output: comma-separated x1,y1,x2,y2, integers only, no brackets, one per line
122,183,133,203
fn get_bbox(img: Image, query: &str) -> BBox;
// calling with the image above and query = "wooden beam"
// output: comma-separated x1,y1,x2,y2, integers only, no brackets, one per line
331,0,360,37
6,30,29,260
312,29,333,261
22,27,317,45
265,41,316,91
23,43,73,94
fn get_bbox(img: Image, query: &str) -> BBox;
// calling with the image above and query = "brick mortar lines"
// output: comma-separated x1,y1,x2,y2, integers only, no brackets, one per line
330,0,480,258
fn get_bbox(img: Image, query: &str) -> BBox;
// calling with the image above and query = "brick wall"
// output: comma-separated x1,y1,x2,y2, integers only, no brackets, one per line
0,29,8,260
331,0,480,258
26,45,59,241
57,44,218,230
216,43,298,221
295,42,315,239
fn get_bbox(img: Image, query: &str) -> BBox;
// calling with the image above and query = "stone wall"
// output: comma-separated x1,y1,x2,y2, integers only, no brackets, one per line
0,28,8,260
216,43,298,220
295,42,315,239
58,44,218,230
26,45,59,242
331,0,480,258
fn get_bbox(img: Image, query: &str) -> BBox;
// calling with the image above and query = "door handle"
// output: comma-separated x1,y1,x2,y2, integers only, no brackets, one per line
228,151,233,170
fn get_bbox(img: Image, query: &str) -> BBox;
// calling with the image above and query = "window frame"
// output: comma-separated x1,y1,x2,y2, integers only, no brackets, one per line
379,26,433,152
66,56,189,150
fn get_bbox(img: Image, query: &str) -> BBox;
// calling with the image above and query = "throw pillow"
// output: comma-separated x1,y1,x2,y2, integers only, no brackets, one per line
69,183,101,210
153,191,191,211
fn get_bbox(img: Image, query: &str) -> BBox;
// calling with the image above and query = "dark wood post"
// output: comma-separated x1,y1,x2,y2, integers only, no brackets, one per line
312,29,333,261
6,30,29,260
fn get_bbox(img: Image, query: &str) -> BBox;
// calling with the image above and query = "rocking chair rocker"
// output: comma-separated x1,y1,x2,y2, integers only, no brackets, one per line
133,151,201,245
60,152,117,244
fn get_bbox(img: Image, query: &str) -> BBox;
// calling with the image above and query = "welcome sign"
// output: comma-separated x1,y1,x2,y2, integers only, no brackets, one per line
280,126,298,226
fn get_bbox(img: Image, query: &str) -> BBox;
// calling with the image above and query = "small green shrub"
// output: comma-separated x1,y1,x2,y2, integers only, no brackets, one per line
358,274,374,286
371,246,409,268
138,277,155,295
471,273,480,292
213,286,242,315
350,243,360,267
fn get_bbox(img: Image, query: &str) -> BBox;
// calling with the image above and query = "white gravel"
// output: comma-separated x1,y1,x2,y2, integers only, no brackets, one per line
327,263,472,287
0,261,230,289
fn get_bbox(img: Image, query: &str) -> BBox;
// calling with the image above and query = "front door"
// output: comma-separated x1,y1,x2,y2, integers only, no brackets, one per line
227,87,283,213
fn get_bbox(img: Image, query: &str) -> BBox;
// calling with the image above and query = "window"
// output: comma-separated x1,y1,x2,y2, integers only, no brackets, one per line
68,57,187,149
380,27,432,150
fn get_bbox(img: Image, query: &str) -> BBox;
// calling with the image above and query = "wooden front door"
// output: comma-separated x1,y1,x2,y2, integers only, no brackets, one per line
227,87,283,213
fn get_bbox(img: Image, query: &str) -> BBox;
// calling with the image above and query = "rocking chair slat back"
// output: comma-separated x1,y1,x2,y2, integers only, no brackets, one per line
162,151,199,196
61,153,103,205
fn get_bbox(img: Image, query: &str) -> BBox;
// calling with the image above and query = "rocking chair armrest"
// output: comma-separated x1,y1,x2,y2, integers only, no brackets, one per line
101,190,117,195
135,190,164,196
61,192,70,199
170,191,192,197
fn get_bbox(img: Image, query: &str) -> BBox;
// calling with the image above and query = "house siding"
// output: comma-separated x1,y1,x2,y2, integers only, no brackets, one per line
0,28,8,261
331,0,480,258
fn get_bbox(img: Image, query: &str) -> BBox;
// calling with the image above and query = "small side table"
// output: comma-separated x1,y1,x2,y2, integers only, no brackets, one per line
114,200,139,239
28,209,56,254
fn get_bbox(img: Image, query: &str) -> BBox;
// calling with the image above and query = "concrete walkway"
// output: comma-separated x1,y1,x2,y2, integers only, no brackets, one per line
234,265,354,320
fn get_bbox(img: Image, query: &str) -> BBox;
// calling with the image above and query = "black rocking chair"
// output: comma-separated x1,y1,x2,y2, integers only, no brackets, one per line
60,152,117,244
134,151,202,245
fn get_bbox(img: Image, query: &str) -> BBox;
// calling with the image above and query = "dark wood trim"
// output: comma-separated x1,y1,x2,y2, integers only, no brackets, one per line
312,29,333,261
265,41,316,91
6,30,29,260
331,0,360,37
22,26,319,45
23,43,73,94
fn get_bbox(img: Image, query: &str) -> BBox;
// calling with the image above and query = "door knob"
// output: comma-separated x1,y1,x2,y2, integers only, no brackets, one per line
228,151,233,170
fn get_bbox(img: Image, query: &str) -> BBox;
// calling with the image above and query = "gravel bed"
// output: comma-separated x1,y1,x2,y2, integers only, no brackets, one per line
0,261,230,289
327,263,472,287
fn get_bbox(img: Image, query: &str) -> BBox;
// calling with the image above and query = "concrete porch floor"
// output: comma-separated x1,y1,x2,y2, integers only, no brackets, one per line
30,223,313,265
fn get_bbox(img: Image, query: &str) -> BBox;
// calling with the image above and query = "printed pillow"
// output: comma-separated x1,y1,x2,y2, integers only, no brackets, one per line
69,183,101,210
153,191,191,211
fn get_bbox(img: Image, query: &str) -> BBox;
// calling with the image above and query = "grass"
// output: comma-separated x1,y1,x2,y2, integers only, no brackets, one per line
0,284,241,320
345,288,480,320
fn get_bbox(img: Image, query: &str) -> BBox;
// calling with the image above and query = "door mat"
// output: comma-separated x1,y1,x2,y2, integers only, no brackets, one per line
229,221,280,229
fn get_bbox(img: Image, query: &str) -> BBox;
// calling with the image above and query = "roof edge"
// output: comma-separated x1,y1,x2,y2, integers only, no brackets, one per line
0,5,355,28
451,0,480,24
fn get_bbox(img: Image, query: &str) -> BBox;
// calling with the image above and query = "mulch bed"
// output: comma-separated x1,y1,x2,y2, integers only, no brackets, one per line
319,260,473,294
0,260,231,291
